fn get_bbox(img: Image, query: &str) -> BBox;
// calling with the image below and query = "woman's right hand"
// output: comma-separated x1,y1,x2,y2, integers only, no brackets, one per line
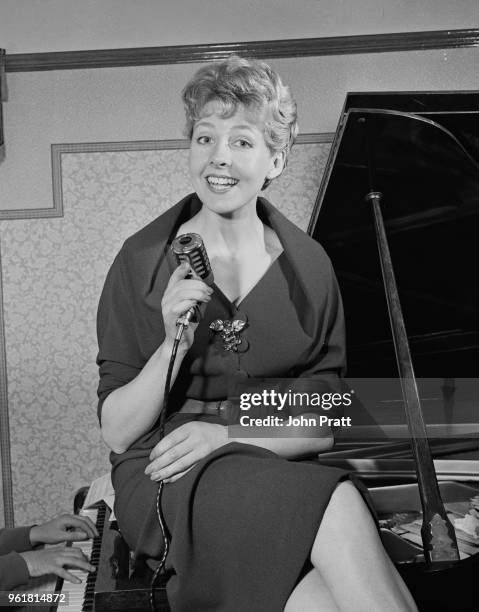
161,262,213,348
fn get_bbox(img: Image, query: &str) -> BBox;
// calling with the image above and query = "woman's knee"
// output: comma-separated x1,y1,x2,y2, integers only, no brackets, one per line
328,479,366,517
313,479,376,558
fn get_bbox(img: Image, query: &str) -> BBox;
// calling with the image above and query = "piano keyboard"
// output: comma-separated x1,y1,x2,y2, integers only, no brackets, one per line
17,504,106,612
21,495,169,611
59,505,106,612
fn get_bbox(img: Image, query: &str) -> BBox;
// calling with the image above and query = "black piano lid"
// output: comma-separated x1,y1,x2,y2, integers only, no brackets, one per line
309,92,479,377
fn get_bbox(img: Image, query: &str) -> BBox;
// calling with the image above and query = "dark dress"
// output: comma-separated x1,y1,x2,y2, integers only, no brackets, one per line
97,194,353,611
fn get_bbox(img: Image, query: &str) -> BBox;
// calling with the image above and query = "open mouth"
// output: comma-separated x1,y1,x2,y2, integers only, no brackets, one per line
205,175,239,191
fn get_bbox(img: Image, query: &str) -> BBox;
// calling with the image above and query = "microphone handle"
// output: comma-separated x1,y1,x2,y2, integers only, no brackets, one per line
177,305,197,327
170,233,214,327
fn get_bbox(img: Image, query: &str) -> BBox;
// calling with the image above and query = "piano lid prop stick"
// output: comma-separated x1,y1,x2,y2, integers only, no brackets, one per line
365,188,460,566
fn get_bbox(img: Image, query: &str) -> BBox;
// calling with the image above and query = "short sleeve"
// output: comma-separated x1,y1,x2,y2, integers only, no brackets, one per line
295,261,345,380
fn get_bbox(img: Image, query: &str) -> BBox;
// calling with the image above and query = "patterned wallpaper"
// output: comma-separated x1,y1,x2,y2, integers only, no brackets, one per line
0,139,331,526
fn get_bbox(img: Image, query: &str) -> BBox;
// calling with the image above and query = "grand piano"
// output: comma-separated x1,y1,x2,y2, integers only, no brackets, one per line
310,91,479,611
36,92,479,611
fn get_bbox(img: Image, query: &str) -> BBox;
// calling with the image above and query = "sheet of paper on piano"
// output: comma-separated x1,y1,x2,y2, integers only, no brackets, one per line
82,472,116,521
387,499,479,560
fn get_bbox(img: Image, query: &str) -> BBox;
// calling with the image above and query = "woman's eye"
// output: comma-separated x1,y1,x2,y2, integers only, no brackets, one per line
196,135,211,144
235,139,252,148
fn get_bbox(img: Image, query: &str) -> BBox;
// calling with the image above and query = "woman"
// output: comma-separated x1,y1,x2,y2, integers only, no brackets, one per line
97,57,417,611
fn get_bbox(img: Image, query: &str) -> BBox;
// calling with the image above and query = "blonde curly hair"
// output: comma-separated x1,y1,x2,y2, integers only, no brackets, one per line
182,56,298,189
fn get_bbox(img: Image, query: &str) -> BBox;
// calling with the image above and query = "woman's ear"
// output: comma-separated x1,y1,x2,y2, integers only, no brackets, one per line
266,151,286,180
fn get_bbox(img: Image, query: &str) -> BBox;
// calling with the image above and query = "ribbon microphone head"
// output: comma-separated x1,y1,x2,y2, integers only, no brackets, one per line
171,233,214,286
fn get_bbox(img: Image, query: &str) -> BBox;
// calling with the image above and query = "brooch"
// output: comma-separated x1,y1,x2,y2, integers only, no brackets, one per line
209,319,247,352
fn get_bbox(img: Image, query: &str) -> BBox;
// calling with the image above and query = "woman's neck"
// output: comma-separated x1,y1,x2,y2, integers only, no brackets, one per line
187,205,266,257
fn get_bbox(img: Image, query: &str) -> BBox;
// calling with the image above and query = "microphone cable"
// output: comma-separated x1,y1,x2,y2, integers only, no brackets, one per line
149,322,186,612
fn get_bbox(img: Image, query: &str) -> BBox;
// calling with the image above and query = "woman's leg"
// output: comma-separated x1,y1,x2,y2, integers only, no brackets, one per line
310,480,418,612
284,568,340,612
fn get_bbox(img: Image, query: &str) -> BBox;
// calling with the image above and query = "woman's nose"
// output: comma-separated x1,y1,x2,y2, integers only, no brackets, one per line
209,142,231,167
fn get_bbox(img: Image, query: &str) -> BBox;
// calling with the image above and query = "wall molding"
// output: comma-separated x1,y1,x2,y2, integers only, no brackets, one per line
1,137,334,221
0,157,64,219
0,238,14,527
50,132,333,214
6,28,479,72
0,207,64,221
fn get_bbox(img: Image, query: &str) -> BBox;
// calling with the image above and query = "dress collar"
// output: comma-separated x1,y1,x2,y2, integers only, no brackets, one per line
155,193,318,335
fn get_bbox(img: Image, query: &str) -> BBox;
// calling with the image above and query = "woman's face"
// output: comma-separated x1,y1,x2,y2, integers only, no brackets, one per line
188,102,284,218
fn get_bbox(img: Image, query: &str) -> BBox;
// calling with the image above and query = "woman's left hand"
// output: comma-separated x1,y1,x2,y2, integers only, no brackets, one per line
145,422,228,483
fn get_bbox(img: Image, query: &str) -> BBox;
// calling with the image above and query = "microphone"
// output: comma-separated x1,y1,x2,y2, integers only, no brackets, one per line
170,233,214,327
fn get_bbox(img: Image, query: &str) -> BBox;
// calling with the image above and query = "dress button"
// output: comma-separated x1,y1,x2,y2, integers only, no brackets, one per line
234,368,249,378
235,338,249,352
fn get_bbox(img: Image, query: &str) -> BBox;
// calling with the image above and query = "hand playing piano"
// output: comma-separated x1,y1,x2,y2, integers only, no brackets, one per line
19,546,95,584
29,513,99,545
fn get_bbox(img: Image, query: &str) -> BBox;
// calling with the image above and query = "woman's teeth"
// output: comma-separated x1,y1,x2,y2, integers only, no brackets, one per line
206,176,238,187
